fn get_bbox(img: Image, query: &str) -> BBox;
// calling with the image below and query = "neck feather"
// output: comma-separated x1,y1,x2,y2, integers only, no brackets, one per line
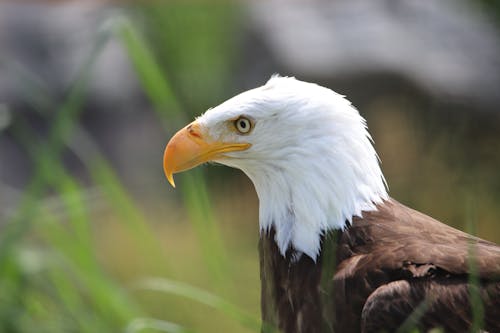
243,120,388,260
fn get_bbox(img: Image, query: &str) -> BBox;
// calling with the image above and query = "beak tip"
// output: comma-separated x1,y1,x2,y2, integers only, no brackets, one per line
167,173,176,188
164,142,176,188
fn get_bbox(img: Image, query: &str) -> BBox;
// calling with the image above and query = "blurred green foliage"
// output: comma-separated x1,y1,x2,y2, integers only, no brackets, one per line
1,2,498,333
0,4,260,333
478,0,500,20
134,2,240,113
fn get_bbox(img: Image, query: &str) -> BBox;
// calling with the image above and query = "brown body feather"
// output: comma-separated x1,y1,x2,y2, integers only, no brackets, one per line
259,199,500,333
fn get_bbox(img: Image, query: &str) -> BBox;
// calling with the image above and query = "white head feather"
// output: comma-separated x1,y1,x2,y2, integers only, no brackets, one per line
197,76,388,260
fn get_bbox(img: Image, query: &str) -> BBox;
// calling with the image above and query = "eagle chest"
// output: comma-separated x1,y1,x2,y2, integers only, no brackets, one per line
258,226,396,333
259,229,348,333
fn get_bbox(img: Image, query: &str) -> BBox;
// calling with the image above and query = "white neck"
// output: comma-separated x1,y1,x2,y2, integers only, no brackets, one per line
240,103,388,261
206,77,389,261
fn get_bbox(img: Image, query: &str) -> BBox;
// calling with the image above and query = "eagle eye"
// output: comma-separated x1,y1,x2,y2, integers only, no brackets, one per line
234,116,252,134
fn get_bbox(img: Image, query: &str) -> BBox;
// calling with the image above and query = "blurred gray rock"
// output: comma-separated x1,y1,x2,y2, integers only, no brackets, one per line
0,2,142,111
1,0,500,215
247,0,500,109
0,2,158,210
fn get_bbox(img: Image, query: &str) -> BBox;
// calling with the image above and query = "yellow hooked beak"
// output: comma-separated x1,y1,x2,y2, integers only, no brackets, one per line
163,122,251,187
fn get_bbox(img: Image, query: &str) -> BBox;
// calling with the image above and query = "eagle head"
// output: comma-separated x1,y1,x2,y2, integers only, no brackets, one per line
164,76,387,260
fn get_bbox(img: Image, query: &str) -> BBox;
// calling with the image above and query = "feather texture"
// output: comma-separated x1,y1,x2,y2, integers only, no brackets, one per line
199,76,387,258
177,76,500,331
260,199,500,333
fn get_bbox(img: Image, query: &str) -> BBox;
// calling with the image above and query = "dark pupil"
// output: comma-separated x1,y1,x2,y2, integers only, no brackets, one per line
239,120,247,129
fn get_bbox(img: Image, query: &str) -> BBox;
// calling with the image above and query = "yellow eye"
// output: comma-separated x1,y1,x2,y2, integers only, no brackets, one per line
234,117,252,134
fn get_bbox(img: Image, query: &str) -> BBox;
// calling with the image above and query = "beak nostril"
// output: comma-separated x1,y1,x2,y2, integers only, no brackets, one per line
187,124,202,139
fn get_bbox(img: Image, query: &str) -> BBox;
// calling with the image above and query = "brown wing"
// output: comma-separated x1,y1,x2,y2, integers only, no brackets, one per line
336,199,500,281
361,279,500,332
333,198,500,332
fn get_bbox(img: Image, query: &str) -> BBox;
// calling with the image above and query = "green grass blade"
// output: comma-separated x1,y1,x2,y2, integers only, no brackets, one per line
37,175,140,324
89,158,171,275
112,16,181,119
0,28,112,269
126,317,194,333
396,297,432,333
116,17,232,291
11,116,141,329
137,277,261,332
182,171,230,290
465,196,484,332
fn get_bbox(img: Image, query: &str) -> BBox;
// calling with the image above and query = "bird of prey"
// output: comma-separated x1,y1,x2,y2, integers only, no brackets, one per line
163,76,500,333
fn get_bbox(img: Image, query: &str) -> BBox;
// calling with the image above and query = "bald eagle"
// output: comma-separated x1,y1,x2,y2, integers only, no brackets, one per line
163,76,500,333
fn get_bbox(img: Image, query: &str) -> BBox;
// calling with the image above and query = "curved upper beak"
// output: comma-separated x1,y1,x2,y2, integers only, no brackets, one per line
163,121,251,187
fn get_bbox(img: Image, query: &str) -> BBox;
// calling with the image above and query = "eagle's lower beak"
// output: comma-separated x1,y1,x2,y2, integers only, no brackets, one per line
163,121,251,187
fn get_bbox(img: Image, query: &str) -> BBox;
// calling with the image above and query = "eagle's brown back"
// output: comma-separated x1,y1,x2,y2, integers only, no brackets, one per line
259,198,500,333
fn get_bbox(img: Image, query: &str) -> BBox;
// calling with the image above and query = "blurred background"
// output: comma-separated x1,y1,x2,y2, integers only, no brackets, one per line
1,1,500,332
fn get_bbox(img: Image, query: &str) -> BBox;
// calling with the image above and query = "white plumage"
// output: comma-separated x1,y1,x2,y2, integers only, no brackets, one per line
164,75,500,333
197,76,388,259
